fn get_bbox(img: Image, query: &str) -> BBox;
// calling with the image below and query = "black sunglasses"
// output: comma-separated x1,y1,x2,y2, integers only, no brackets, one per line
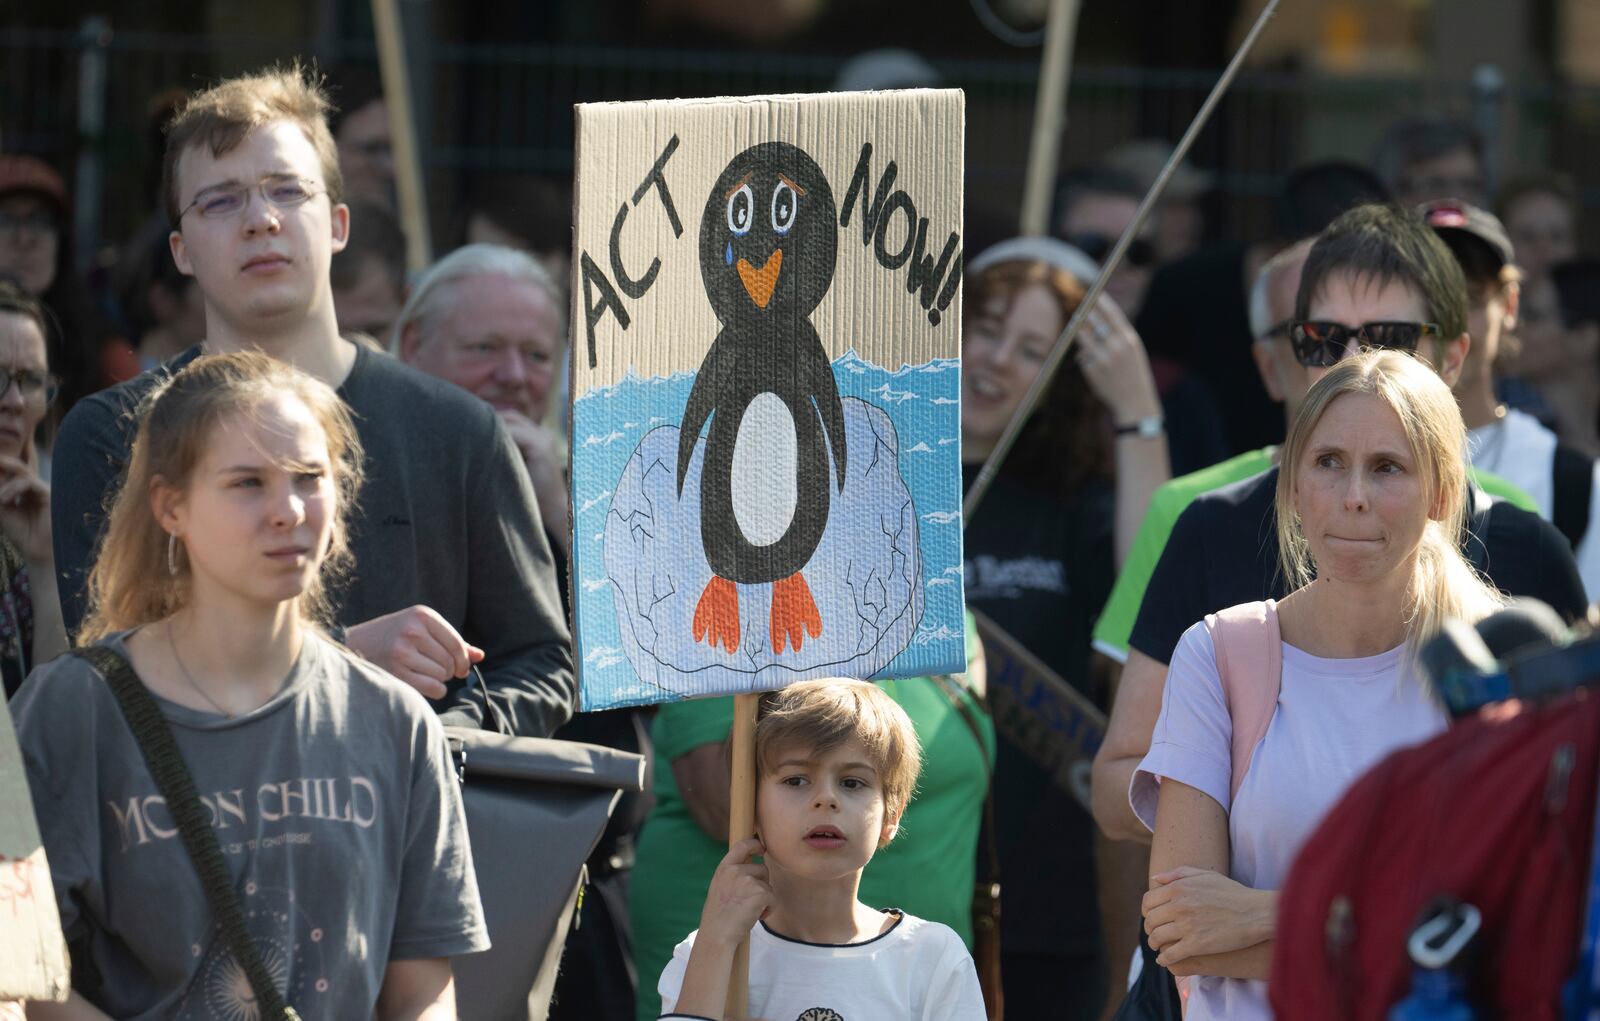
1287,320,1442,368
1066,233,1156,270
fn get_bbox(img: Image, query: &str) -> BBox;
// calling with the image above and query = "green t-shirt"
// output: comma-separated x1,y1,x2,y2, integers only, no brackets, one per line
628,616,994,1021
1090,446,1540,661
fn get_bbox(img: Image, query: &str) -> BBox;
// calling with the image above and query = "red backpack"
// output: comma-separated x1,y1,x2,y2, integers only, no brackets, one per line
1268,692,1600,1018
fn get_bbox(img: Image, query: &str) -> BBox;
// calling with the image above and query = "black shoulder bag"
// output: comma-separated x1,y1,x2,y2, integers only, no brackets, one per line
72,646,301,1021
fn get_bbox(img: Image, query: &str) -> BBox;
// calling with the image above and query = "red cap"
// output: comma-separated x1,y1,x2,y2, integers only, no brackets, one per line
0,155,69,218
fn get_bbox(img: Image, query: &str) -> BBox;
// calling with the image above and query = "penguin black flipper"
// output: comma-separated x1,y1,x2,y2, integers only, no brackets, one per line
677,336,724,497
803,345,848,491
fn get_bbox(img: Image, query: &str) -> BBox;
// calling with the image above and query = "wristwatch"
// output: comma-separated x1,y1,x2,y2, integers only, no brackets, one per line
1113,414,1165,439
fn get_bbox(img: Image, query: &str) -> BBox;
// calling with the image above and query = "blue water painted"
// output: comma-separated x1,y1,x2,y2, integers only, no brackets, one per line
571,350,966,711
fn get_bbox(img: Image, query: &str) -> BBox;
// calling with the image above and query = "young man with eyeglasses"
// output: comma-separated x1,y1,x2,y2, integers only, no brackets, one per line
49,66,575,738
1423,198,1600,598
1373,115,1489,209
1090,203,1583,845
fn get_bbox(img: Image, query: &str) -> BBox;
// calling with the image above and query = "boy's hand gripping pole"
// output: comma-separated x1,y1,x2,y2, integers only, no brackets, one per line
725,692,760,1019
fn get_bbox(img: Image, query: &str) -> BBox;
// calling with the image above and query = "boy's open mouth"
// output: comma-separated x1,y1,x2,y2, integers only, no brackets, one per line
804,825,846,849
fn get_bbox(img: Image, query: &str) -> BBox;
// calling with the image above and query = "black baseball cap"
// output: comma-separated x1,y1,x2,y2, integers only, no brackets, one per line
1418,198,1515,272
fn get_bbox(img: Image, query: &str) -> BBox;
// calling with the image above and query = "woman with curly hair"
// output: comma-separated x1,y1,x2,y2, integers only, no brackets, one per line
960,238,1169,1019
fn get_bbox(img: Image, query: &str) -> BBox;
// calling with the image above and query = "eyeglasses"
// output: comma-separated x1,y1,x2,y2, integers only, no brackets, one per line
0,367,59,404
178,176,325,221
1400,174,1486,201
1065,233,1157,270
1258,319,1293,343
0,209,57,241
1288,320,1442,368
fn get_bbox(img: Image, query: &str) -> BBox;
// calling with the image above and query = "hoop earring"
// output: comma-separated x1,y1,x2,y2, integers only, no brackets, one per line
167,532,179,576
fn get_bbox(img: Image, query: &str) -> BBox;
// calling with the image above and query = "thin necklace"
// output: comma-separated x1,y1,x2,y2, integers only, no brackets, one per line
168,621,235,719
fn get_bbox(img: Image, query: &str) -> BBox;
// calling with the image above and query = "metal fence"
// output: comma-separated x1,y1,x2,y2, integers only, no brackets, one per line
3,21,1598,268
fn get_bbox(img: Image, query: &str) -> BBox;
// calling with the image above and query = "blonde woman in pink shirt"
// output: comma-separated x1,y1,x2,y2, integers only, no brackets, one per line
1132,350,1503,1020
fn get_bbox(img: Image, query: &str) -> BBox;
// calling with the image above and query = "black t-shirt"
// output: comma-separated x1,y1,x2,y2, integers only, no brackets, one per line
962,464,1114,956
1129,466,1590,665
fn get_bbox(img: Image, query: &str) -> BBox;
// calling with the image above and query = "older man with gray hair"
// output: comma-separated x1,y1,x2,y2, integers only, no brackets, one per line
398,244,658,1021
393,243,568,556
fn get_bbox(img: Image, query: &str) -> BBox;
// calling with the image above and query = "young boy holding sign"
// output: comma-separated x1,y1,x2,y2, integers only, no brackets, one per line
657,680,986,1020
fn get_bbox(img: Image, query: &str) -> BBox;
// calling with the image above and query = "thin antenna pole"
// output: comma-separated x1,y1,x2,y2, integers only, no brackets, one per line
964,0,1282,523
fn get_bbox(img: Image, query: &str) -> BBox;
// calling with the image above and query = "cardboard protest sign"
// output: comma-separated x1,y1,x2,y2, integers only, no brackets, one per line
0,691,70,1001
973,610,1105,811
571,90,967,710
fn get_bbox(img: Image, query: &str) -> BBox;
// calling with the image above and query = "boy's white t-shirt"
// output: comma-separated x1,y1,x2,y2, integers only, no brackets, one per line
657,910,986,1021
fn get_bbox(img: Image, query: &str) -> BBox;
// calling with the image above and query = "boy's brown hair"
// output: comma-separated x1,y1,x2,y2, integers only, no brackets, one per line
162,63,344,224
756,680,923,820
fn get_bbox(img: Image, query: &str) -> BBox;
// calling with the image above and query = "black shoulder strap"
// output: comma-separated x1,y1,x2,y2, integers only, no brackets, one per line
72,646,301,1021
1552,445,1593,551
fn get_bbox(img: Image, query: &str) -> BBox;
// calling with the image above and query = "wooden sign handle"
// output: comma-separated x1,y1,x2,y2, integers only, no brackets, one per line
1019,0,1082,235
965,0,1282,524
370,0,433,272
724,692,759,1019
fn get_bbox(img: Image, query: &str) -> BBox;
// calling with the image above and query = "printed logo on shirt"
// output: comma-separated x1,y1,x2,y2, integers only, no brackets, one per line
796,1010,845,1021
104,775,378,853
964,554,1069,600
174,881,335,1018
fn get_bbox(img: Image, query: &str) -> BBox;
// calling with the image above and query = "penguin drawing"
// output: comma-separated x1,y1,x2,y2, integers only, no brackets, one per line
677,141,846,656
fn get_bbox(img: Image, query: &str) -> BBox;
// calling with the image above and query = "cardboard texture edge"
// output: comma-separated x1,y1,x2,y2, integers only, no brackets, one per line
0,691,71,1000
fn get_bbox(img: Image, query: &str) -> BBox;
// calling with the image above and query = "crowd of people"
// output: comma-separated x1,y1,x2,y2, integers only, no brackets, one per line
2,58,1597,1021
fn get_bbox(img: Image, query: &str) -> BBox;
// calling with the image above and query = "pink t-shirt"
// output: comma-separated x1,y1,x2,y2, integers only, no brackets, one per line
1130,618,1448,1021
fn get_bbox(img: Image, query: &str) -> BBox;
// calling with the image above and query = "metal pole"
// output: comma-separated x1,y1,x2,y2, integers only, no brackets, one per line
964,0,1282,523
1471,63,1505,199
73,16,111,275
1019,0,1082,235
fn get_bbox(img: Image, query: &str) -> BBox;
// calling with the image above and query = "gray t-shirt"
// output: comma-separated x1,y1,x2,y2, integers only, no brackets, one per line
12,631,490,1019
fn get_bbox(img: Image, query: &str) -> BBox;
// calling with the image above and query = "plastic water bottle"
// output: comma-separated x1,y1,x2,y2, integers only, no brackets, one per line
1388,900,1481,1021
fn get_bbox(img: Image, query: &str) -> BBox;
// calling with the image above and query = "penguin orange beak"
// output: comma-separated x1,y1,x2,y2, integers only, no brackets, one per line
736,249,783,309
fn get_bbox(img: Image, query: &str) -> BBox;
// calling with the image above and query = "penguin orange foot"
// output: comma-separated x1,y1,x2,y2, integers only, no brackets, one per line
693,575,740,653
770,572,822,654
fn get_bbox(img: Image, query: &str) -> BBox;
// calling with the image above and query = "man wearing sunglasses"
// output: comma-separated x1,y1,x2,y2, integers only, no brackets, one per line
1055,164,1159,319
1055,164,1231,476
1423,198,1600,599
1090,202,1584,848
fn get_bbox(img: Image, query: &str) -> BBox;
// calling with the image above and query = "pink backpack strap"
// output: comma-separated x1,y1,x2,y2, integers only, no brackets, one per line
1208,599,1283,806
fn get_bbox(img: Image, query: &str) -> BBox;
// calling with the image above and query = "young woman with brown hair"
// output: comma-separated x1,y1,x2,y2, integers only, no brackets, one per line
17,351,487,1020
